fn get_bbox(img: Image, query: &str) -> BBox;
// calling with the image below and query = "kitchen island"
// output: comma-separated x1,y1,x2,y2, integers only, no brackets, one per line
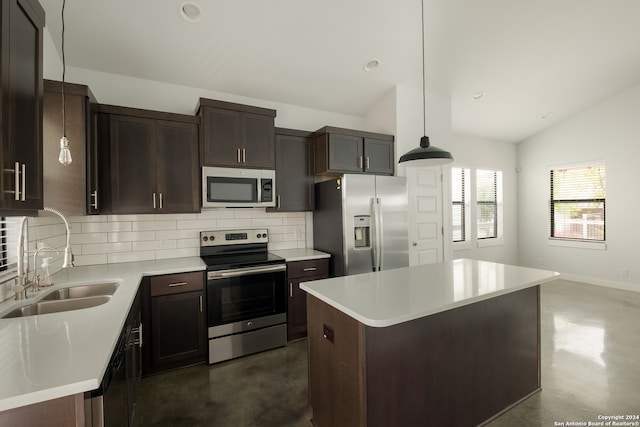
300,258,559,427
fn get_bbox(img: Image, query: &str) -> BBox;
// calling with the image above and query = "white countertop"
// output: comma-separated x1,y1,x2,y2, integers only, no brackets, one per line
270,248,331,262
300,258,560,328
0,257,206,412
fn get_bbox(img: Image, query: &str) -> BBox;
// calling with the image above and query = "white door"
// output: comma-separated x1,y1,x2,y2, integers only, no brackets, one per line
406,166,444,266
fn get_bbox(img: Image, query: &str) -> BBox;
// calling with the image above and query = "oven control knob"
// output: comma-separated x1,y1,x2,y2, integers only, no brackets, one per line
262,233,267,238
203,236,208,241
209,236,215,241
256,233,261,239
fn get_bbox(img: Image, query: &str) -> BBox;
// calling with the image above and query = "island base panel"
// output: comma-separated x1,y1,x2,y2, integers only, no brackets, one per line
307,285,540,427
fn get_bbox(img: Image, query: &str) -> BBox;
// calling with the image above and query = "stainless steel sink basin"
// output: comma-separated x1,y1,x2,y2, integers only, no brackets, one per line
40,282,119,301
2,295,112,318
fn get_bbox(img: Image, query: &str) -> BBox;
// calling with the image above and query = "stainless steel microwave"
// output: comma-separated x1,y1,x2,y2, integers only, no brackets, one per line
201,166,275,208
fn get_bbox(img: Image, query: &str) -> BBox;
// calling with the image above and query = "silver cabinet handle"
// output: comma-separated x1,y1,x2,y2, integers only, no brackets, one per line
277,195,281,209
289,282,293,298
366,157,370,170
21,163,25,201
303,267,317,272
90,190,98,210
13,162,20,201
242,148,246,163
237,148,241,163
168,282,188,287
199,295,203,312
152,192,156,209
132,323,143,348
358,156,363,169
159,192,163,209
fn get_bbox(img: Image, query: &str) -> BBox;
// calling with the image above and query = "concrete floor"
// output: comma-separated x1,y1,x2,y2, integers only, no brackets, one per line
136,279,640,426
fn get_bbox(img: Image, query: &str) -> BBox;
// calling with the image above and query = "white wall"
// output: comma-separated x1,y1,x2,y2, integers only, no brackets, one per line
449,134,519,265
517,82,640,291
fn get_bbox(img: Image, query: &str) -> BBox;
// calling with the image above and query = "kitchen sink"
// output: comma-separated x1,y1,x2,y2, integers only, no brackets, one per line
2,295,112,318
40,282,119,301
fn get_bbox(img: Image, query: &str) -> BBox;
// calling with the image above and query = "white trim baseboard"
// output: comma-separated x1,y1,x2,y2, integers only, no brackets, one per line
559,273,640,293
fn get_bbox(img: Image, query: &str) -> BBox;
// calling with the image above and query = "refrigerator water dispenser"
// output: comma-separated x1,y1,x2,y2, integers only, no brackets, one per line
354,215,371,248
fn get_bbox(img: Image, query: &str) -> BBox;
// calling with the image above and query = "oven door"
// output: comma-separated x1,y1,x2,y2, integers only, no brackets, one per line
207,264,286,329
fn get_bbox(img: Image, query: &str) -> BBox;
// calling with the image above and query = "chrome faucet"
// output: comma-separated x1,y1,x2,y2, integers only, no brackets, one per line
13,206,75,300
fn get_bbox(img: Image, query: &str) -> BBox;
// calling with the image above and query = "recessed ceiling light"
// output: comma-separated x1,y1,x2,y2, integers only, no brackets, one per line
363,59,381,72
472,91,486,100
179,2,203,23
541,111,554,119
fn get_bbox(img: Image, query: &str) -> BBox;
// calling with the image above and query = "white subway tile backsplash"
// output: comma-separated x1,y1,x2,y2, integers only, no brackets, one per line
28,209,308,270
108,251,155,264
132,220,177,231
82,221,132,233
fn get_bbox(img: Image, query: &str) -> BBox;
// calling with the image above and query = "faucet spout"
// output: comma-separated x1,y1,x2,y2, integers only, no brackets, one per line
43,207,74,268
16,217,29,287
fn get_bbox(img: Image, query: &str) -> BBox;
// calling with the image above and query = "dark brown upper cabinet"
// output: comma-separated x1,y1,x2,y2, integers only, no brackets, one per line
197,98,276,169
0,0,45,214
97,105,200,214
314,126,395,176
43,80,96,216
271,128,314,212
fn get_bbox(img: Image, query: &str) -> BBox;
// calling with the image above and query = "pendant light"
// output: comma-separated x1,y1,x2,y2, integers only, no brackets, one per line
398,0,453,167
58,0,72,166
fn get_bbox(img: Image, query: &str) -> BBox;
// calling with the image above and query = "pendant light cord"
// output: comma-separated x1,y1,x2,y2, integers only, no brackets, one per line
61,0,66,138
421,0,426,136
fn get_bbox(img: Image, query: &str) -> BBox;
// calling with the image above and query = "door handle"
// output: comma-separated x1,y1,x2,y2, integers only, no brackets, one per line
199,295,203,312
289,282,293,298
20,163,26,201
366,157,370,170
153,192,157,209
159,192,163,209
13,162,20,201
242,148,246,163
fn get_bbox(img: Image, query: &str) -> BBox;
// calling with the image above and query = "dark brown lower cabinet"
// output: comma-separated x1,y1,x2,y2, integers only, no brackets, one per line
142,271,207,375
287,258,329,340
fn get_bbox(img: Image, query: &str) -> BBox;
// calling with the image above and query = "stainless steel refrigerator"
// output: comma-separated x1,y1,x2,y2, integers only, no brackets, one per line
313,175,409,277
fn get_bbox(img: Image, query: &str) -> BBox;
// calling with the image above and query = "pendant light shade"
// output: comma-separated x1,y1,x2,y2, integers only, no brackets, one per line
399,136,453,166
399,0,454,167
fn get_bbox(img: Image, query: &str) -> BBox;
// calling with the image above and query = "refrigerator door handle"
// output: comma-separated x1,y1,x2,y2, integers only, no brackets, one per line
370,198,378,272
371,198,383,271
376,198,384,270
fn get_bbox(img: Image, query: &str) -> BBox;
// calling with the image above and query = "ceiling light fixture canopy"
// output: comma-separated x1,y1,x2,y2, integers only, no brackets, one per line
399,0,453,167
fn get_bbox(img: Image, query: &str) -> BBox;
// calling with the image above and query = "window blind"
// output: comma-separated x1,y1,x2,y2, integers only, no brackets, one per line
550,165,605,241
451,167,469,242
476,169,502,240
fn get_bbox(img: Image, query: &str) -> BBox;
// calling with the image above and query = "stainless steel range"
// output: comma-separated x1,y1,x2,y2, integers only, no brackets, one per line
200,229,287,364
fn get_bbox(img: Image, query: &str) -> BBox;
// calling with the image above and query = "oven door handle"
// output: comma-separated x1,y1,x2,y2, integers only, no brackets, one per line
208,264,286,280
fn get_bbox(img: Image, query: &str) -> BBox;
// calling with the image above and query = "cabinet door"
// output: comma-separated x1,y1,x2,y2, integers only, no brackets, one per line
0,0,44,211
110,115,157,213
364,138,394,175
157,121,200,213
274,133,313,211
201,107,242,167
150,291,206,369
287,277,307,340
126,290,142,427
327,134,363,173
242,112,275,169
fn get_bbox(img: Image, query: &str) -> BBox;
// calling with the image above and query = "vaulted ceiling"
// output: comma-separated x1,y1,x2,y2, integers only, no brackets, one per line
39,0,640,143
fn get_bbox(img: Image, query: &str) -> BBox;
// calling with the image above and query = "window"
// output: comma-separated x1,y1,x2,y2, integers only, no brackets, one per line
451,167,470,243
476,169,503,240
0,217,22,277
550,164,605,241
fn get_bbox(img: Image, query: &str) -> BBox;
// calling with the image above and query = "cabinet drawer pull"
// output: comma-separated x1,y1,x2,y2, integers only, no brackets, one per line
277,195,281,209
237,148,241,163
366,156,370,170
358,156,363,169
168,282,188,287
303,267,317,272
21,163,26,201
159,192,163,209
13,162,20,201
91,190,98,210
132,323,143,348
199,295,203,312
289,282,293,298
153,192,157,209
